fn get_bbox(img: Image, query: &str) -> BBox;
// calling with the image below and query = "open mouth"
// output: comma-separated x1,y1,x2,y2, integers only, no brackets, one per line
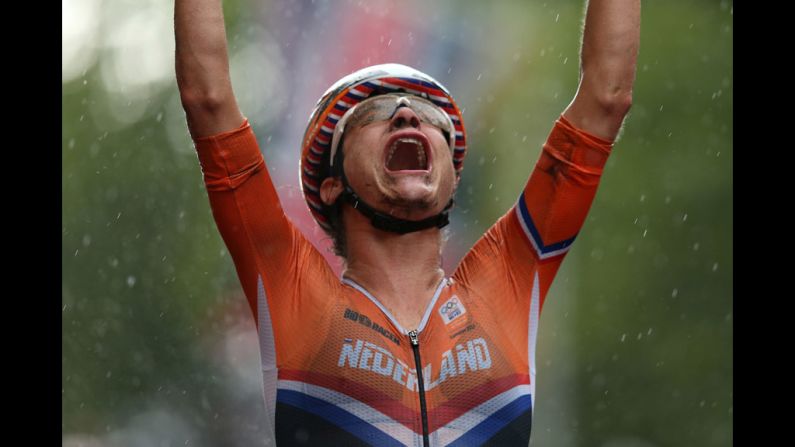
384,134,430,172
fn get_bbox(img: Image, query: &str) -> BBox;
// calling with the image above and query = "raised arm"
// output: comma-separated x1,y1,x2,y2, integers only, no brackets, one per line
174,0,320,321
563,0,640,141
455,0,640,312
175,0,244,137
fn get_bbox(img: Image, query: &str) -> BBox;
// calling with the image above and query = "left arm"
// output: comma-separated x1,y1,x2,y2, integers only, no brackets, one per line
563,0,641,141
454,0,640,312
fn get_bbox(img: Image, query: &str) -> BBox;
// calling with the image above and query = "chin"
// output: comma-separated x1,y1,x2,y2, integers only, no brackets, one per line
381,186,451,220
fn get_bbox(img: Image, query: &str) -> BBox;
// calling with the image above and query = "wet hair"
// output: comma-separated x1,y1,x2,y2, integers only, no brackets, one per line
324,199,348,259
321,134,349,259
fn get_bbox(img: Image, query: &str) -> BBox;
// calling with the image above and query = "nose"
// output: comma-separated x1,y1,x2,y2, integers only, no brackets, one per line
390,105,421,130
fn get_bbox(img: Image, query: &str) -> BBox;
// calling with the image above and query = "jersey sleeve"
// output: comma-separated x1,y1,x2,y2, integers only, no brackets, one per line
454,114,614,313
192,119,323,322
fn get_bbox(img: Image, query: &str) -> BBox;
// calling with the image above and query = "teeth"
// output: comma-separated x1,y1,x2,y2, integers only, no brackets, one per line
387,137,426,168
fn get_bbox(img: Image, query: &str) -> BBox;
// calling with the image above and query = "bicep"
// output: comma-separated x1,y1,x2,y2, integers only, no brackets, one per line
194,120,302,317
456,116,614,313
181,92,246,139
562,79,631,143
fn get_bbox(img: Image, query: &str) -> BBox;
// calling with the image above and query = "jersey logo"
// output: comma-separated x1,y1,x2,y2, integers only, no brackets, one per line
439,295,466,325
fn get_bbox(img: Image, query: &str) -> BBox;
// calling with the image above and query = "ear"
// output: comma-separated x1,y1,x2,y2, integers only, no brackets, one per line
320,177,345,205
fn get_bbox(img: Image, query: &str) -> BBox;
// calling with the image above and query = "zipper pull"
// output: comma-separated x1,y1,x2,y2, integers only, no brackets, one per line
408,330,419,346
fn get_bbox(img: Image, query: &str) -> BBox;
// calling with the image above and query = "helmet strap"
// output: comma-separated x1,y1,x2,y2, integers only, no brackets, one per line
333,148,453,235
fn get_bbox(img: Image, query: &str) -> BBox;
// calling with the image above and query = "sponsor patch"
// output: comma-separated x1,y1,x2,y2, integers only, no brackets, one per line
438,295,466,325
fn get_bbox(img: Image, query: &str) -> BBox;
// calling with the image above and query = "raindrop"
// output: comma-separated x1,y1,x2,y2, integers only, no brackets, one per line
671,288,678,298
476,73,482,81
156,112,163,122
642,229,647,238
682,213,688,222
555,13,560,22
127,276,137,287
620,334,626,342
712,262,719,272
640,194,645,202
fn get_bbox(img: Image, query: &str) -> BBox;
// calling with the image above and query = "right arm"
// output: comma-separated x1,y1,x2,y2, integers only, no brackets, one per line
175,0,243,138
174,0,319,321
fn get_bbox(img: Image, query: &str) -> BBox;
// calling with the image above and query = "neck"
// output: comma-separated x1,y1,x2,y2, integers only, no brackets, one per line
342,208,446,330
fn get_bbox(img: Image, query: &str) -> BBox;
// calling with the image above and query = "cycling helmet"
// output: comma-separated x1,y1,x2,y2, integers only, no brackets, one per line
299,63,467,234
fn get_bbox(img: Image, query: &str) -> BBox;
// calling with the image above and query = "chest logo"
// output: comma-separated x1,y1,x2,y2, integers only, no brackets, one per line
439,295,466,325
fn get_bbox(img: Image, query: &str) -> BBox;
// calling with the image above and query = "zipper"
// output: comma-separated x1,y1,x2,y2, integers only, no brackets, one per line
408,329,430,447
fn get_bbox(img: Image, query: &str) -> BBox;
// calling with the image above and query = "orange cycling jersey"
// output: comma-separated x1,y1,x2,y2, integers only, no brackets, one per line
193,115,613,446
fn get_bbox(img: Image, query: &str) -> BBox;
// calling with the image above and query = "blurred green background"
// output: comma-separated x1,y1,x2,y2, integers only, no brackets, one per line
62,0,732,445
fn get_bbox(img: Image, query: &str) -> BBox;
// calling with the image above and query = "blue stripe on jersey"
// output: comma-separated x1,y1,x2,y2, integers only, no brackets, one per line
277,389,405,447
446,394,532,447
518,192,577,255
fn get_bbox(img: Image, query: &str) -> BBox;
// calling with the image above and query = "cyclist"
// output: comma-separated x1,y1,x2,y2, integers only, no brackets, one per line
175,1,639,445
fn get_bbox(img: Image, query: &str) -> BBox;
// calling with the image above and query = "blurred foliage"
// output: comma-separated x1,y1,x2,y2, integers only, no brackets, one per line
63,0,731,445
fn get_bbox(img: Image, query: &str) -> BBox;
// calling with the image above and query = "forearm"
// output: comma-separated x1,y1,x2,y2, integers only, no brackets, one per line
579,0,640,109
175,0,243,137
